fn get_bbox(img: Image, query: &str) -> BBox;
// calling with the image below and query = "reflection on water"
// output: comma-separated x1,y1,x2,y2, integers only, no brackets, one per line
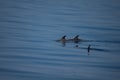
0,0,120,80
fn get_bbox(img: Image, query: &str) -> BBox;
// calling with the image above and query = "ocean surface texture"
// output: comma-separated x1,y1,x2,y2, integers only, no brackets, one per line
0,0,120,80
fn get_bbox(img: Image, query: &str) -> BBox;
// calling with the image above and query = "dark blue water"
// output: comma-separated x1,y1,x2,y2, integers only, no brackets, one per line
0,0,120,80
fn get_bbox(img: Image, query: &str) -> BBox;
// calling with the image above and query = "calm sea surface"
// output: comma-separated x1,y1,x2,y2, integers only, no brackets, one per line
0,0,120,80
